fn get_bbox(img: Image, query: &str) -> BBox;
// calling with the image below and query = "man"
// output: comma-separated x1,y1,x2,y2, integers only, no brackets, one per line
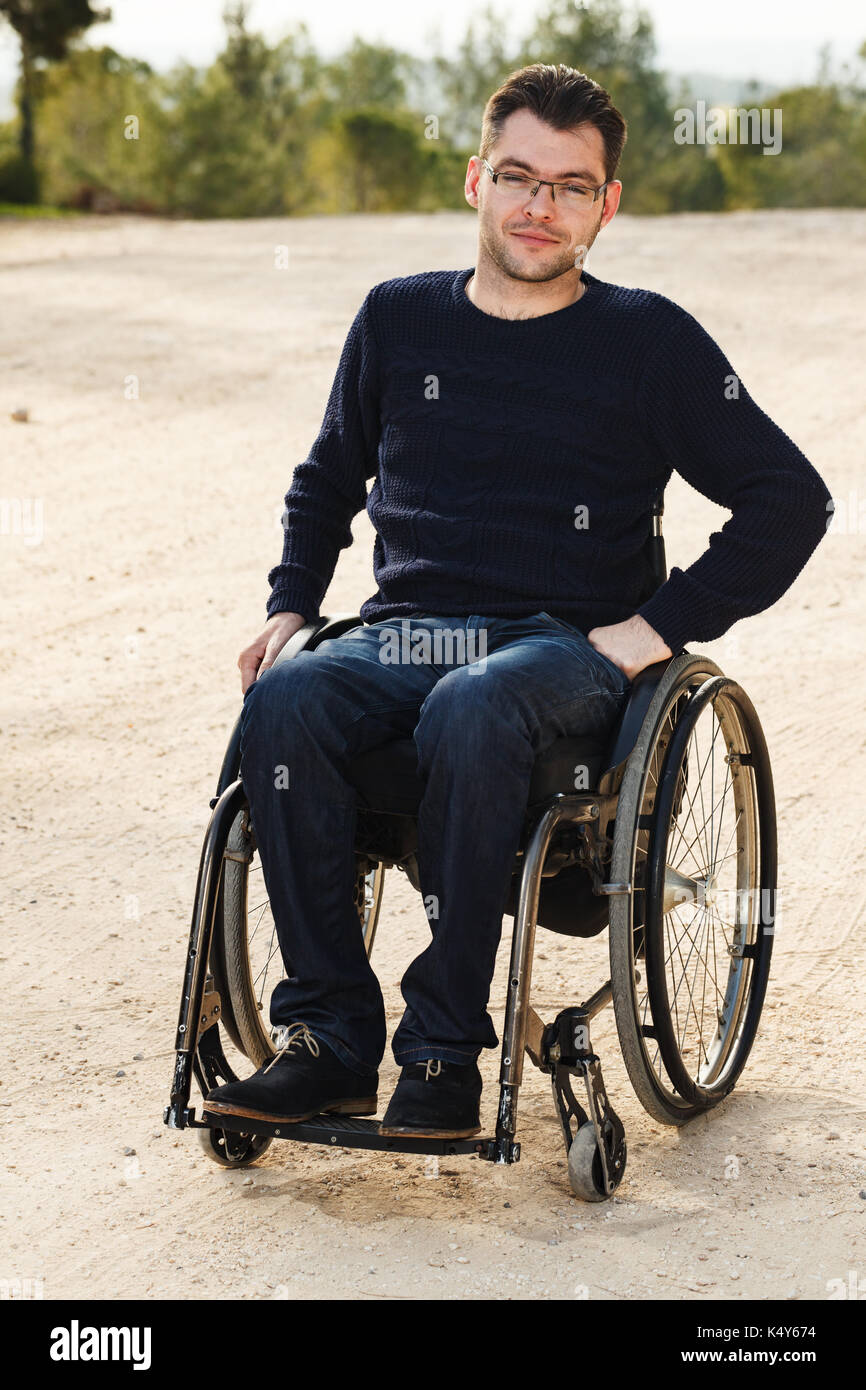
204,63,831,1139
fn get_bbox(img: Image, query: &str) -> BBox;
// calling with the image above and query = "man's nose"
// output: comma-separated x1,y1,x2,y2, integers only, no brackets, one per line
526,184,557,215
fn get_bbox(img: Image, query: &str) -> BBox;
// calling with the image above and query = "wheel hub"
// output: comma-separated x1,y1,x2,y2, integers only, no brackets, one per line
662,866,720,913
662,865,699,914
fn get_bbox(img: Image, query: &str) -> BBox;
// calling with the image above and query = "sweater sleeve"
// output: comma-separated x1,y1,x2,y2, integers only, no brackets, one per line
266,290,381,621
634,309,832,654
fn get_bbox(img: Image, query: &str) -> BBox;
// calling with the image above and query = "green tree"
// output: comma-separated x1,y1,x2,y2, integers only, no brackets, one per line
321,36,409,110
0,0,110,198
35,45,160,209
332,106,425,212
308,37,445,214
8,0,864,219
716,82,866,209
154,11,324,216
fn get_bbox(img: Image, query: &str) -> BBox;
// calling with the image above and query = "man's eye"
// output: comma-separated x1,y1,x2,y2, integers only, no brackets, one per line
500,173,529,184
564,184,592,197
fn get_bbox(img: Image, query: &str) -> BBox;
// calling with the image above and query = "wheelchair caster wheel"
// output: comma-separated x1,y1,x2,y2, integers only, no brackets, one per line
567,1123,626,1202
197,1125,273,1168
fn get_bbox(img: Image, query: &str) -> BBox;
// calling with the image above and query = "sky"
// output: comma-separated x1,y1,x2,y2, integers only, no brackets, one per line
1,0,863,118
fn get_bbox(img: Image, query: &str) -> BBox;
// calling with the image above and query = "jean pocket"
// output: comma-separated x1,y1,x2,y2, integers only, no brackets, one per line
591,647,631,693
536,613,630,691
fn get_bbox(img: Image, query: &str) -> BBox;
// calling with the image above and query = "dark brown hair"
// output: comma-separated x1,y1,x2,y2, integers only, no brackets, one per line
480,63,627,183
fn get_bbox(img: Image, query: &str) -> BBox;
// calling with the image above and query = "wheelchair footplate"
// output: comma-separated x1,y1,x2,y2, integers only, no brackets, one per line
198,1106,501,1159
169,1010,507,1160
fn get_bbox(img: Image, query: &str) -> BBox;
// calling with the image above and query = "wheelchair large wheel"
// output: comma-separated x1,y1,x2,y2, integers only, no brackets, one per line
210,795,386,1068
609,654,776,1126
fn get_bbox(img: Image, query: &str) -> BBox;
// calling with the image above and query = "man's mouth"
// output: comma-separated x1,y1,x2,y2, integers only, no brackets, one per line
510,230,559,246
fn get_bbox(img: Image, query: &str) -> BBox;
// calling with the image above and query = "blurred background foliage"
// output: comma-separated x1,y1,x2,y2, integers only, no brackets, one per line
0,0,864,216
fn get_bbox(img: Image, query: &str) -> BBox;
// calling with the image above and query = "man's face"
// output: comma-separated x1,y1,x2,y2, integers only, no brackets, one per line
465,109,621,284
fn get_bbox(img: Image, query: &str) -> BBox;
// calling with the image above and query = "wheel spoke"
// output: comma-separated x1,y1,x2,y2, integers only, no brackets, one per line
667,900,722,1050
669,777,732,874
667,903,726,1005
670,782,741,883
247,900,271,945
669,721,724,876
251,934,281,997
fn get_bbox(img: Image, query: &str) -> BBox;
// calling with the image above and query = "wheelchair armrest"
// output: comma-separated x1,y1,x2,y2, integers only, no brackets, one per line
270,613,364,668
600,652,684,780
215,614,364,795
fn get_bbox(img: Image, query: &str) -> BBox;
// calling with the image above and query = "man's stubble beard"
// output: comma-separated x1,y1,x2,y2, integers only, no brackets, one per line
478,206,605,285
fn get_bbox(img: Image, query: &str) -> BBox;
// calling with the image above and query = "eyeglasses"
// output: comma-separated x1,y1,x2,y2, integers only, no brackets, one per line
480,157,608,210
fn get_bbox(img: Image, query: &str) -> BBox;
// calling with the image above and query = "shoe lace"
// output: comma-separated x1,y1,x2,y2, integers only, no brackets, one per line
263,1021,320,1074
424,1059,442,1080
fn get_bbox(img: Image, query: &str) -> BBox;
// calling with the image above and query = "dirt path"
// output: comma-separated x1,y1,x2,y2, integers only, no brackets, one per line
2,208,864,1300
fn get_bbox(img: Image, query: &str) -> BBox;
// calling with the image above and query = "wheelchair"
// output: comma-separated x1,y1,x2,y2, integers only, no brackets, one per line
165,495,777,1201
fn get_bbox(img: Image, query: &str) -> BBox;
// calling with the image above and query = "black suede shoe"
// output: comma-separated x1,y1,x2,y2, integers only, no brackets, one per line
379,1058,482,1138
203,1022,378,1124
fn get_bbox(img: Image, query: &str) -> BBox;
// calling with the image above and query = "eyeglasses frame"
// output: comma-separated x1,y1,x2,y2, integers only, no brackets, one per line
479,156,609,207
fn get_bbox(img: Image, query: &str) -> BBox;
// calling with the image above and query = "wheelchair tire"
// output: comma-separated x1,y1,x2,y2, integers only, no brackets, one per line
567,1122,625,1202
197,1124,273,1168
210,794,386,1068
609,654,776,1126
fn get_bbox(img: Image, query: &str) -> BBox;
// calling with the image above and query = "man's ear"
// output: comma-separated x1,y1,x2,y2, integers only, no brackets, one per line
600,179,622,229
465,156,482,209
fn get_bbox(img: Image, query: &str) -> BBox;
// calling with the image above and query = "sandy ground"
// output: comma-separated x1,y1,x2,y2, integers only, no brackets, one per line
1,207,865,1303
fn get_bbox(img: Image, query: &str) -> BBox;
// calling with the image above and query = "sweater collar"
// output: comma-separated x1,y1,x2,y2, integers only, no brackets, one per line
452,265,603,324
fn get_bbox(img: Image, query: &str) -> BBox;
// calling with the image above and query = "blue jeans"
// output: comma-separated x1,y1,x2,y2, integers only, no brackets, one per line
238,612,630,1077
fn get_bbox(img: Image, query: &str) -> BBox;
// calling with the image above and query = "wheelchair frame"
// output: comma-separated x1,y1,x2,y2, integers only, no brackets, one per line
164,494,776,1199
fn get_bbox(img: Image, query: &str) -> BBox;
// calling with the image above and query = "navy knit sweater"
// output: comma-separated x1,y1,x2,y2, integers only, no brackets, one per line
266,267,831,654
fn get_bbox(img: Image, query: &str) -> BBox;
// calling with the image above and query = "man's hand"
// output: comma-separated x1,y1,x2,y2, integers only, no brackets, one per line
238,611,307,693
587,614,673,682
